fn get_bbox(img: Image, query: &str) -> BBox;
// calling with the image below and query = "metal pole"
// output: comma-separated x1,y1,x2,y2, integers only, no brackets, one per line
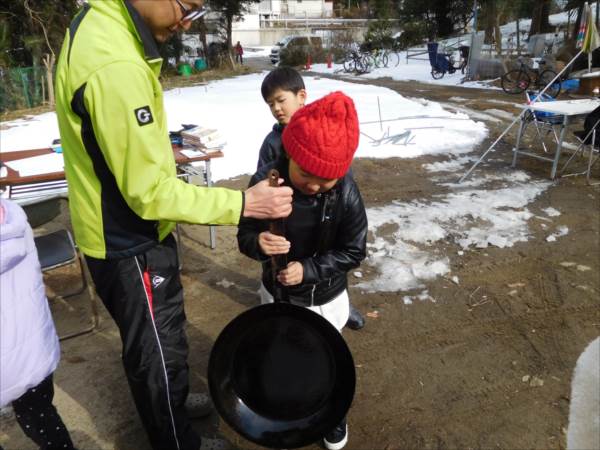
459,49,585,183
377,96,383,131
466,0,477,81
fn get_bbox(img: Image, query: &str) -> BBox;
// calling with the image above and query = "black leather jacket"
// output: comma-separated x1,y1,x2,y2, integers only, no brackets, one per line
256,123,284,170
237,158,368,306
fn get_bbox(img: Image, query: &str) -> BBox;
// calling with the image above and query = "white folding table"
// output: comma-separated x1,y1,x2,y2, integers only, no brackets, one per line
513,98,600,178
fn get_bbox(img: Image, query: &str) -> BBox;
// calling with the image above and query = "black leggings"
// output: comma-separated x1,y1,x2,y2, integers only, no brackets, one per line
12,374,74,450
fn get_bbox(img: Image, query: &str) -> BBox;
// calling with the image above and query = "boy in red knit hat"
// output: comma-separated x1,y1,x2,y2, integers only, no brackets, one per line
258,67,366,331
238,91,367,450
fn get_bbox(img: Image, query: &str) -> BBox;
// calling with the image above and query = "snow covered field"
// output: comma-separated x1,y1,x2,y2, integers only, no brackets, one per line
0,73,566,298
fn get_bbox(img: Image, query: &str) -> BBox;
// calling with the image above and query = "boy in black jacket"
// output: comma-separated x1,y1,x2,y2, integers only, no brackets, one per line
238,91,367,450
258,67,366,330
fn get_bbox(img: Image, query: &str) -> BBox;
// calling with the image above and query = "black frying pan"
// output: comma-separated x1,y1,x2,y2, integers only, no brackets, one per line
207,170,355,449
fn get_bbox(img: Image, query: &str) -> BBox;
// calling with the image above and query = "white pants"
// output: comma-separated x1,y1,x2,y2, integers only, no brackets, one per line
259,284,349,333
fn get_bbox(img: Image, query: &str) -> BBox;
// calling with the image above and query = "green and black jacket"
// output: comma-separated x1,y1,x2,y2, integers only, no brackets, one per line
55,0,243,259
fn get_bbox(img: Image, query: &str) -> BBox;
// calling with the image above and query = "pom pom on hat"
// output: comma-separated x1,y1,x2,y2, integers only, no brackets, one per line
282,91,359,179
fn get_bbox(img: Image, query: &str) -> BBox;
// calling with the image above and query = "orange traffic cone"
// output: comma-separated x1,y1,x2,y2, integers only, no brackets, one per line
327,53,332,69
305,54,312,70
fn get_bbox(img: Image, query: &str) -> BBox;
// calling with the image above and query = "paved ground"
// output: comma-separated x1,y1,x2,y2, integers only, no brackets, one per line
1,61,599,450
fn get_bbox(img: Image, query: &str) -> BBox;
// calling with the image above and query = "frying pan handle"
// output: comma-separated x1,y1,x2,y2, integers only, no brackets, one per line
266,169,288,303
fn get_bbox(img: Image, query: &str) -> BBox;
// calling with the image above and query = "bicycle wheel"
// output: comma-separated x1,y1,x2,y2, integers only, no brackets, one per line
365,53,375,68
373,52,383,68
501,69,530,94
431,69,445,79
355,58,368,74
374,53,388,68
343,57,355,73
361,54,374,73
387,51,400,67
380,53,389,68
538,69,561,98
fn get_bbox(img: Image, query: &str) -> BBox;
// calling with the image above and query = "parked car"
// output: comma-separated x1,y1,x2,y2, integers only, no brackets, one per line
270,35,323,65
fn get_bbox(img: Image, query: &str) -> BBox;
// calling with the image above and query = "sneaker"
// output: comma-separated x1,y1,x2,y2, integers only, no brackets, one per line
185,392,213,419
324,422,348,450
199,437,231,450
346,305,365,330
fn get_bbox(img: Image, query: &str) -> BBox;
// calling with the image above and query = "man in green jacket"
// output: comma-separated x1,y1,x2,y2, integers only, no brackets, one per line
55,1,292,449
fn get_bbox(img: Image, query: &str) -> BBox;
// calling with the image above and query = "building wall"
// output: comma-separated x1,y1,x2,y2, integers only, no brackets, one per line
232,26,366,47
239,0,334,24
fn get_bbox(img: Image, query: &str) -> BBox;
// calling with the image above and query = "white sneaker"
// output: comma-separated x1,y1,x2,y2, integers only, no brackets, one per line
324,423,348,450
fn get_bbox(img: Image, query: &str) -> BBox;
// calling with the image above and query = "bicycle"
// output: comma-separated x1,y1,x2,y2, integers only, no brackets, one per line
428,49,463,79
501,58,561,97
342,50,369,74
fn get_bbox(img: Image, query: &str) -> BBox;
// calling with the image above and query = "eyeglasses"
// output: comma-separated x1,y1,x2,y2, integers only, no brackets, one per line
174,0,207,22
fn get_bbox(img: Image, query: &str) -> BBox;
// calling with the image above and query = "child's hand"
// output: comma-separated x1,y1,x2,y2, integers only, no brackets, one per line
277,261,303,286
258,231,290,255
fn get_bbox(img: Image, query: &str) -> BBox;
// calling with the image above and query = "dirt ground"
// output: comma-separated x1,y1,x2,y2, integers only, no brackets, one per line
1,72,599,450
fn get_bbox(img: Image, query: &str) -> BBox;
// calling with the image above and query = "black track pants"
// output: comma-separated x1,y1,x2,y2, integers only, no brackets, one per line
86,235,200,450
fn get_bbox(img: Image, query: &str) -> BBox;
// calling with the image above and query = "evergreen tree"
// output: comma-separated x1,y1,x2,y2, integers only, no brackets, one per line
400,0,473,40
529,0,554,35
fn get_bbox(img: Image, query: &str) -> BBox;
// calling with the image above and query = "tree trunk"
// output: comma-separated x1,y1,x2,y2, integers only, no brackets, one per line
198,17,208,61
494,15,502,54
42,53,55,106
483,0,496,46
529,0,553,36
226,15,235,69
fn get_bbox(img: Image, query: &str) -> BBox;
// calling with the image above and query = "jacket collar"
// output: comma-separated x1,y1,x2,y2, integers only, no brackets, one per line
123,0,161,61
88,0,161,63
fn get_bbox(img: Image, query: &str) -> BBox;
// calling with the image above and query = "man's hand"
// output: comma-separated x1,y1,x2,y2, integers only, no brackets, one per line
243,179,292,219
258,231,290,255
277,261,303,286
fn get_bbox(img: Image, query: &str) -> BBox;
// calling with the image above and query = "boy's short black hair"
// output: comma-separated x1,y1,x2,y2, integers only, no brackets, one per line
261,67,305,101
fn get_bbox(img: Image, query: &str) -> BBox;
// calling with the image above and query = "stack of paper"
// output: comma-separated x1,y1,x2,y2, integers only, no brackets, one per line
181,126,226,151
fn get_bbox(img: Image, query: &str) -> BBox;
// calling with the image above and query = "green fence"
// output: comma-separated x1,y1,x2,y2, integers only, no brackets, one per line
0,66,48,113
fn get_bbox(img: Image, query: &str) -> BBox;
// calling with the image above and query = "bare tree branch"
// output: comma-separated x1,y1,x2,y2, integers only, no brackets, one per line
22,0,54,57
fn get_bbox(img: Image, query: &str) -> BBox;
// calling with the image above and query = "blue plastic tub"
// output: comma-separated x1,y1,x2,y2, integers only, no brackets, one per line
561,79,580,92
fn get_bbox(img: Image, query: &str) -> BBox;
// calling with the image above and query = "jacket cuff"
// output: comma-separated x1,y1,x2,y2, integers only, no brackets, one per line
301,259,318,284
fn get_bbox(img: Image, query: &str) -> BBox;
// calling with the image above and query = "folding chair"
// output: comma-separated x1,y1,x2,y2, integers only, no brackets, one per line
523,90,565,154
561,105,600,185
35,229,99,340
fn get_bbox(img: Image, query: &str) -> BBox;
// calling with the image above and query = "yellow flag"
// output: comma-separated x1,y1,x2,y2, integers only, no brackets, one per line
582,2,600,53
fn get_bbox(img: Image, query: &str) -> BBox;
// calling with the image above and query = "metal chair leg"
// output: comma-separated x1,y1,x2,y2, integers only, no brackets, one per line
587,133,600,185
58,253,100,341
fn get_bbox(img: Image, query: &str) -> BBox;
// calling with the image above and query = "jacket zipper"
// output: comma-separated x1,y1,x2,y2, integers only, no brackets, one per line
310,284,317,306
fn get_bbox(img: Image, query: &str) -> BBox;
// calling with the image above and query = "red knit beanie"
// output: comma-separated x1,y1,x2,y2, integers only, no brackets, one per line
282,91,359,179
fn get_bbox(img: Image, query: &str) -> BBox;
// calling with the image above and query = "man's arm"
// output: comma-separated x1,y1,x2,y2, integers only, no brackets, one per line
85,62,290,225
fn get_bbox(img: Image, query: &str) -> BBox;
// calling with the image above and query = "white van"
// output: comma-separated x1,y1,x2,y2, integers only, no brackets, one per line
270,35,323,64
